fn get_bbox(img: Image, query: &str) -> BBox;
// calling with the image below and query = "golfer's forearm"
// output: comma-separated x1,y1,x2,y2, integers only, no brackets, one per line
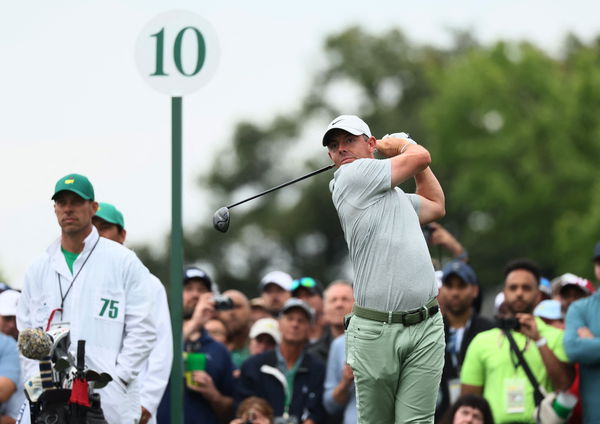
415,167,444,206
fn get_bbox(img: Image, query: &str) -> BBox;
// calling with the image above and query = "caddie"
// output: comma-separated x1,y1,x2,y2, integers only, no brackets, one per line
93,202,173,424
17,173,157,423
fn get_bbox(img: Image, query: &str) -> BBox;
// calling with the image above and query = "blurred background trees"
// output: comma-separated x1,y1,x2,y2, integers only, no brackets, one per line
137,27,600,296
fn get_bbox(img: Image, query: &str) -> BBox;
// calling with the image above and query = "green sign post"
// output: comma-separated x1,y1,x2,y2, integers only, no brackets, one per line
136,11,219,424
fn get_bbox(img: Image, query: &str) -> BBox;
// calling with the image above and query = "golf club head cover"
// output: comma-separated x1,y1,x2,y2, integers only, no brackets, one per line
18,327,53,360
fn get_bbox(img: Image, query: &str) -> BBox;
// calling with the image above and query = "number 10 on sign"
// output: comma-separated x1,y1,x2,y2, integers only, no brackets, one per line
135,10,219,96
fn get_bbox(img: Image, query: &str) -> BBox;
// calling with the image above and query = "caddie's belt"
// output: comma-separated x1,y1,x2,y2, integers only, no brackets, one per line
352,297,439,326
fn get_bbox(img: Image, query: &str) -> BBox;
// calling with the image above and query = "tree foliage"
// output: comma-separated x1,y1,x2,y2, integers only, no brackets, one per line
138,28,600,295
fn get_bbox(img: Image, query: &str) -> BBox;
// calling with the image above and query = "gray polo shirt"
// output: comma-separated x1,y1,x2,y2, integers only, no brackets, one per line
330,158,437,312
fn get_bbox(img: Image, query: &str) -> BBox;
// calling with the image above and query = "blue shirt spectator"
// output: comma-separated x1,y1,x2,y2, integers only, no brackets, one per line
564,290,600,423
0,333,21,420
323,334,356,424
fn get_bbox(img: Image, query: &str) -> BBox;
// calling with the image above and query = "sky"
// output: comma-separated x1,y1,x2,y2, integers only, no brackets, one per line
2,1,600,287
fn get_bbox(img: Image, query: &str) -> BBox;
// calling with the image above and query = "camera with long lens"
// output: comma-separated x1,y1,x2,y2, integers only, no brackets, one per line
213,294,234,310
495,316,521,331
273,416,299,424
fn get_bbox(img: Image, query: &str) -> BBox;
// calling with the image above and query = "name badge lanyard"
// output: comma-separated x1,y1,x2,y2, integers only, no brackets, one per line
54,237,100,322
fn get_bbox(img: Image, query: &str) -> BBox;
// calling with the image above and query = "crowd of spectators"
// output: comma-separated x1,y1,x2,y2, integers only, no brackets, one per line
2,228,599,424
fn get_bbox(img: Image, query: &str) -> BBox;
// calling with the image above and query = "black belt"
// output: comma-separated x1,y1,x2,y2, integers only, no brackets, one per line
352,298,439,326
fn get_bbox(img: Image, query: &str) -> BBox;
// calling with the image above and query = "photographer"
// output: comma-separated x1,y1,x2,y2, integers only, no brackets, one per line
157,267,235,424
460,259,574,423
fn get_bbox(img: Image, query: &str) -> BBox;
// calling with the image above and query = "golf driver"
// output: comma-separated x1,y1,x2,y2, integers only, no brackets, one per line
213,164,335,232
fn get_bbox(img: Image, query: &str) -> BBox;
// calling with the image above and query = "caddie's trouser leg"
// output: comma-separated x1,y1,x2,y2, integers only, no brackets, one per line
346,312,445,424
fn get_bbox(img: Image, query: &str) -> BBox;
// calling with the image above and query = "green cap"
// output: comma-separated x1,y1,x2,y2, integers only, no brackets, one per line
95,202,125,229
52,173,94,201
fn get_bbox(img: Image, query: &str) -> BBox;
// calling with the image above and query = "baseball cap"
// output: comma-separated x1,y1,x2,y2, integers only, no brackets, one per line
442,260,477,285
249,317,281,344
539,277,552,296
0,289,20,316
556,273,595,295
280,298,315,323
52,173,94,201
259,271,292,292
494,292,505,314
593,241,600,262
95,202,125,229
322,115,372,146
291,277,323,297
183,266,212,291
534,300,563,320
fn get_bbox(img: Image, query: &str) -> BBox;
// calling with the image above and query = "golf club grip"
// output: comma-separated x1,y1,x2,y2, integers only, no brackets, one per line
227,164,334,209
77,340,85,371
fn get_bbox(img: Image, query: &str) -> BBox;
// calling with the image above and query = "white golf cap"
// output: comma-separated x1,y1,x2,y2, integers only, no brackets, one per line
322,115,372,146
534,299,563,320
0,289,20,316
259,271,293,292
249,317,281,344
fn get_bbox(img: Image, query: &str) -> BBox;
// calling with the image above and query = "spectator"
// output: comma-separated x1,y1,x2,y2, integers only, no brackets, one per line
323,334,356,424
250,298,270,323
0,293,24,424
533,299,563,329
93,201,173,424
206,318,228,345
553,273,595,315
236,298,326,424
219,290,252,368
0,290,19,340
259,271,292,317
292,277,328,362
461,259,574,423
440,394,494,424
562,242,600,423
158,266,236,424
322,281,354,341
436,260,494,421
248,318,280,356
230,396,274,424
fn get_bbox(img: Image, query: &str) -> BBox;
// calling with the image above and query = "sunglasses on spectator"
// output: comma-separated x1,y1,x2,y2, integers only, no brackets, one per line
291,277,318,292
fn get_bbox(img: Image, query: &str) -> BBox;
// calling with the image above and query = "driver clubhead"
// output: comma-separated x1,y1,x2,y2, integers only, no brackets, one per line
213,207,230,233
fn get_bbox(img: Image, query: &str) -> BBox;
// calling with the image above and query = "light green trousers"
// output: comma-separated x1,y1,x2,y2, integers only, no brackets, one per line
346,312,445,423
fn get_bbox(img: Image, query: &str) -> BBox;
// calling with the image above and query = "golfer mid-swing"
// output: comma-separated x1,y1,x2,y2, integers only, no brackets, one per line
323,115,446,423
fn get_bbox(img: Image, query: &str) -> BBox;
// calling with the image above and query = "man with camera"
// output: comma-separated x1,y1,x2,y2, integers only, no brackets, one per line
461,259,574,423
157,267,236,424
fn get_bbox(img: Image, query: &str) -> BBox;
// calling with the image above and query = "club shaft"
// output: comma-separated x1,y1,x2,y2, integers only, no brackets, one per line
226,164,335,209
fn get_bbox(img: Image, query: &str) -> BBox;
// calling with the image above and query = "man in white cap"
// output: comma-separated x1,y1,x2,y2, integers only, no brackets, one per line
248,317,281,355
0,289,20,340
322,115,446,423
0,289,25,423
93,202,173,424
258,271,292,317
